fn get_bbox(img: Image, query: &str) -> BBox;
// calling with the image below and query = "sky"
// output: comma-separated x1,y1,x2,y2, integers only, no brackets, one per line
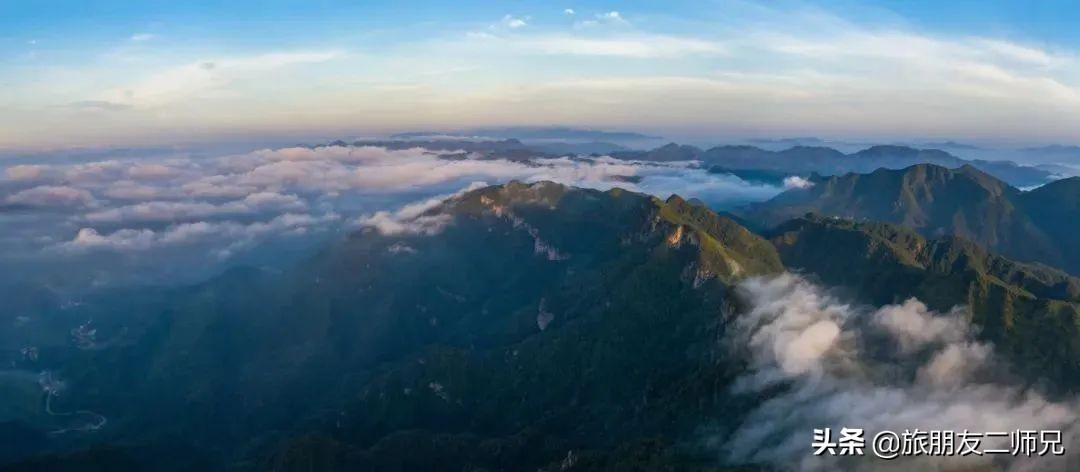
3,0,1080,151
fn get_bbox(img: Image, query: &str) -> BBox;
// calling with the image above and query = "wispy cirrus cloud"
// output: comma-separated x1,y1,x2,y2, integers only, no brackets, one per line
509,34,726,58
67,100,132,111
6,4,1080,149
95,50,344,108
500,14,528,29
574,10,630,28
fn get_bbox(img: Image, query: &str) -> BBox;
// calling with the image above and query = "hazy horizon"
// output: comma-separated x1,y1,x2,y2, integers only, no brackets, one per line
0,125,1077,160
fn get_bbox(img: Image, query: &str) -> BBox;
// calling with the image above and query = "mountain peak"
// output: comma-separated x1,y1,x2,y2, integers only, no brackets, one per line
854,145,956,160
664,194,688,205
856,144,920,156
872,162,1011,193
1027,175,1080,195
741,163,1072,272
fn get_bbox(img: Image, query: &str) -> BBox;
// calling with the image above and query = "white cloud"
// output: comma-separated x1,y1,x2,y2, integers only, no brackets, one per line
129,33,156,42
873,298,968,353
8,4,1080,149
104,180,169,200
127,163,184,181
782,175,814,189
357,211,452,236
354,183,486,236
445,9,1079,139
15,144,786,261
61,212,339,253
181,176,258,199
723,274,1079,470
4,164,56,182
83,201,219,223
501,15,528,29
224,145,640,194
82,192,305,223
66,227,155,251
96,50,343,108
977,39,1061,67
63,161,127,184
598,11,627,24
576,10,630,28
515,35,726,58
563,8,575,15
6,185,96,208
241,191,306,209
755,28,1080,106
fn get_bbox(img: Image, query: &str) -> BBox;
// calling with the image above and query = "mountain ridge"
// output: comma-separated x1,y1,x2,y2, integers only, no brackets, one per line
742,163,1080,273
309,137,1052,187
4,181,781,470
767,214,1080,387
608,142,1051,186
7,180,1080,470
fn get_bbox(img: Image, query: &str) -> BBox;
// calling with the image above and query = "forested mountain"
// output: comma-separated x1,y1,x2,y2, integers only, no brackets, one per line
3,182,780,470
768,214,1080,387
743,164,1080,274
613,144,1052,187
5,180,1079,471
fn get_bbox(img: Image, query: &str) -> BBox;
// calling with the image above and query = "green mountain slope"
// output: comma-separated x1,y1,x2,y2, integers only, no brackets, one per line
11,180,1078,470
1017,176,1080,275
768,214,1080,386
7,182,780,470
743,164,1078,273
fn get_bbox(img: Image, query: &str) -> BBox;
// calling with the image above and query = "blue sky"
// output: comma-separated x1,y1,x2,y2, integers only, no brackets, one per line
3,0,1080,150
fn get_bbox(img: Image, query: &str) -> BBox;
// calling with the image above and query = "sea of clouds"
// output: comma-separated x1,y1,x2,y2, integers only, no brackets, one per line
0,144,786,289
3,144,1078,470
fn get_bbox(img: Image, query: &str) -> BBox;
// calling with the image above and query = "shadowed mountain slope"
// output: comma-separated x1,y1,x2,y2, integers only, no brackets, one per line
4,182,780,470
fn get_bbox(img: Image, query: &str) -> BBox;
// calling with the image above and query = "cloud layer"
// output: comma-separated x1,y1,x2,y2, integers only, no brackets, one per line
0,144,784,289
722,274,1078,471
6,4,1080,148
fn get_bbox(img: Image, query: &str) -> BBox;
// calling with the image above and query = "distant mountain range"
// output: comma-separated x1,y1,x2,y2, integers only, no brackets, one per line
1019,145,1080,170
612,143,1053,187
742,163,1080,274
325,137,1057,188
391,126,661,142
917,140,982,151
387,127,662,155
747,136,824,146
1022,144,1080,155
